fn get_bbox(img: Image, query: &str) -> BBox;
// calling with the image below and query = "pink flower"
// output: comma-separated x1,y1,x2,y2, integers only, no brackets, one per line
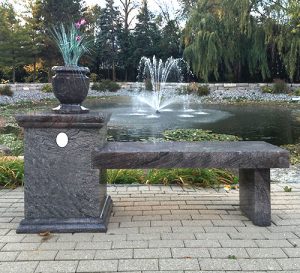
75,22,81,29
76,35,81,42
75,19,87,29
80,18,87,26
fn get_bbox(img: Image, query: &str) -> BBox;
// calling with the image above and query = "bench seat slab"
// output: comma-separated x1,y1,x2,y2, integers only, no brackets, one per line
92,141,289,169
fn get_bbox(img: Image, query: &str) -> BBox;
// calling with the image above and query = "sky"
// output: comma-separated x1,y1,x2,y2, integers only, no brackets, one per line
84,0,180,13
8,0,181,15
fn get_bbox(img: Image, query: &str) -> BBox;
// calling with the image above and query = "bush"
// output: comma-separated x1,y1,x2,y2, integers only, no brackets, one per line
163,129,241,142
294,88,300,96
90,73,98,82
0,85,13,97
272,79,290,94
186,82,199,94
41,84,53,93
261,85,272,93
183,83,210,96
197,85,210,96
281,143,300,165
92,80,121,92
0,157,24,188
0,133,24,156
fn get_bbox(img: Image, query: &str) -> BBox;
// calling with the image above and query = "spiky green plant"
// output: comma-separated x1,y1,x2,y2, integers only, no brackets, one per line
50,22,90,66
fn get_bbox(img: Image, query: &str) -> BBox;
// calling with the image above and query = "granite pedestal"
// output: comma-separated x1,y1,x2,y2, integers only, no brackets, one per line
92,141,290,226
16,112,112,233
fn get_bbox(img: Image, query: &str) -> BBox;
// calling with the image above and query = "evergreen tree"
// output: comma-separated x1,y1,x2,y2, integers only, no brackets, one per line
118,0,138,80
95,0,121,81
39,0,83,28
159,20,182,60
132,0,161,66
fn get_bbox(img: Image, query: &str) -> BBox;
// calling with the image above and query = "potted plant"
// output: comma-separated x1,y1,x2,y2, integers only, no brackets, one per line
51,19,90,114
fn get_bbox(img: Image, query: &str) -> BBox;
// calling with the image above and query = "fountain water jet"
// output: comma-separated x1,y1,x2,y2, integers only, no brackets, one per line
137,56,184,112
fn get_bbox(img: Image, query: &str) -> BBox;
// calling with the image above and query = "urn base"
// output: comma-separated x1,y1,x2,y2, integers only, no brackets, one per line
52,104,89,114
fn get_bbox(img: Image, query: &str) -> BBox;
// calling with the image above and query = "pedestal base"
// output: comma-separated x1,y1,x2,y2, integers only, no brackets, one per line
16,112,112,234
17,196,112,233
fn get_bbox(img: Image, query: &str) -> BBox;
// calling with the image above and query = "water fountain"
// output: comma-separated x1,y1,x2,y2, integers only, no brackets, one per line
137,56,183,113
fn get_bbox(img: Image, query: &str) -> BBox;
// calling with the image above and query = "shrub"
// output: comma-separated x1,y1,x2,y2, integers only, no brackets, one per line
163,129,241,142
281,143,300,165
0,133,24,156
0,85,13,97
184,83,210,96
92,80,121,92
186,82,199,94
0,157,24,188
90,73,98,82
197,85,210,96
272,79,290,94
261,85,272,93
294,88,300,96
41,84,53,93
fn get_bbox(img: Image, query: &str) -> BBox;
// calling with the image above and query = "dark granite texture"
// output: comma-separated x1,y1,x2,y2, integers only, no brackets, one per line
92,141,289,169
239,169,271,226
16,112,111,233
18,196,112,233
92,141,289,227
16,112,111,129
52,66,90,113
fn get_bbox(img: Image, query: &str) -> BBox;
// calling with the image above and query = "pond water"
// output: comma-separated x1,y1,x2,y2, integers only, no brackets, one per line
87,97,300,145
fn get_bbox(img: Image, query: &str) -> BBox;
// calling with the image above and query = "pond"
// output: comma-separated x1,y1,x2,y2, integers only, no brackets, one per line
87,96,300,145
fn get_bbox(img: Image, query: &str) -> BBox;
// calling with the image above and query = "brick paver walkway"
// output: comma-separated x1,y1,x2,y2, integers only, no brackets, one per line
0,183,300,272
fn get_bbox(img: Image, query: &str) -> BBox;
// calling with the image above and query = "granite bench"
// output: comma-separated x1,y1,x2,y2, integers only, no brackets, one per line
92,141,290,226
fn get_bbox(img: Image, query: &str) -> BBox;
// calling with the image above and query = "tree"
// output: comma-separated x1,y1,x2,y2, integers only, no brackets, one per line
95,0,121,81
183,0,300,82
39,0,83,28
183,0,270,82
118,0,138,81
154,1,183,60
0,2,32,83
28,0,85,81
119,0,138,31
23,0,44,82
178,0,197,18
159,20,182,60
132,0,161,66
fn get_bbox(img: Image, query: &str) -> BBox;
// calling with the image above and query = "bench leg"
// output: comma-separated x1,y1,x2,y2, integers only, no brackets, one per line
239,168,271,226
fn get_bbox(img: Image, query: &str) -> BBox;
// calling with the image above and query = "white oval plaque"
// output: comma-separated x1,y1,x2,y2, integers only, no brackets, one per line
56,132,68,148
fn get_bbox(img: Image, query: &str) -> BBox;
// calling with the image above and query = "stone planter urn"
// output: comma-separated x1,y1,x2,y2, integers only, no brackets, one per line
52,66,90,114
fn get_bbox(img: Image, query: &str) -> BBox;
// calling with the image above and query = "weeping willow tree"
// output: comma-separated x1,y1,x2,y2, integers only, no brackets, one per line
183,0,300,82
